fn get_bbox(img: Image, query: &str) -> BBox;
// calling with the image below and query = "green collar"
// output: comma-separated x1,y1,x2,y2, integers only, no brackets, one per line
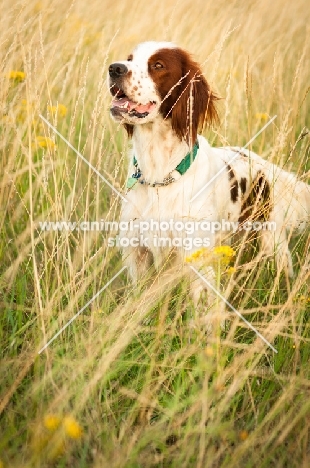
128,141,199,189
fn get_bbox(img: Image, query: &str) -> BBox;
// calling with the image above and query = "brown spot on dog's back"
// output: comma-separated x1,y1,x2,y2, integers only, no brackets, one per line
227,164,239,203
240,177,247,195
239,171,271,223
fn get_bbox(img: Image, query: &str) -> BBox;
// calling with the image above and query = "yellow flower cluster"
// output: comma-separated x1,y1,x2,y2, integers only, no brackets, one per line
239,430,249,441
20,98,30,109
225,266,236,275
255,112,269,121
1,99,67,131
44,414,62,431
7,70,26,81
204,346,214,357
185,245,236,273
44,414,83,439
35,136,56,149
186,245,235,263
31,414,83,461
62,416,83,439
212,245,235,258
293,295,310,303
185,248,206,261
47,104,67,118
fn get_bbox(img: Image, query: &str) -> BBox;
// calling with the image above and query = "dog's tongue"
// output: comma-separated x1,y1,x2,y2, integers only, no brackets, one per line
112,97,154,113
134,102,155,113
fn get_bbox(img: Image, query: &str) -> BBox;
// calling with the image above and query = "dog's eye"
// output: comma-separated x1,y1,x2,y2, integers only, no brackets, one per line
127,54,133,61
153,61,164,69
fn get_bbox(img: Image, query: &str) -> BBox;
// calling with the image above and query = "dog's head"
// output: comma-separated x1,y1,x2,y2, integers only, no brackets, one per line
108,41,219,144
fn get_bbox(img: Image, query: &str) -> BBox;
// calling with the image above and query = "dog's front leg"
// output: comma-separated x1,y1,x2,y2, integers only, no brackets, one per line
122,245,154,286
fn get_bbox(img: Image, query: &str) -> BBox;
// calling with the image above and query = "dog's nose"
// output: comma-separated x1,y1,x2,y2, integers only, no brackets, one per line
109,63,128,78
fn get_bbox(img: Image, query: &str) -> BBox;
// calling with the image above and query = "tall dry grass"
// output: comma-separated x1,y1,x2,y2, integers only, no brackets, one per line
0,0,309,466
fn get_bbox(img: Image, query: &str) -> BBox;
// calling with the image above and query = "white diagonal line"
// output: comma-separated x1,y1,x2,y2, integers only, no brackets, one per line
39,114,128,203
190,115,277,202
38,266,127,354
190,266,278,353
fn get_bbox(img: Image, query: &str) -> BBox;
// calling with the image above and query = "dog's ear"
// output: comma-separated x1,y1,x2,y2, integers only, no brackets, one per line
124,123,134,137
170,51,219,146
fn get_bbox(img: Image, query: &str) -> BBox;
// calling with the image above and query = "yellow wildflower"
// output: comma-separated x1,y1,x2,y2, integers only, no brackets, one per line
185,245,235,266
225,266,236,275
255,113,269,121
185,248,208,262
293,295,309,303
44,414,62,431
63,416,83,439
239,430,249,441
21,98,30,108
35,136,56,149
47,104,67,118
212,246,235,266
204,346,214,357
7,70,26,81
213,246,235,258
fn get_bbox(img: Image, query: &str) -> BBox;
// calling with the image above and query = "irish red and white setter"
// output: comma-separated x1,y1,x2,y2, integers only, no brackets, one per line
108,41,310,316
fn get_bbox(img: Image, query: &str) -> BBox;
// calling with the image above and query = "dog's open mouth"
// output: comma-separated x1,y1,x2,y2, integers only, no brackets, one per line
110,85,156,118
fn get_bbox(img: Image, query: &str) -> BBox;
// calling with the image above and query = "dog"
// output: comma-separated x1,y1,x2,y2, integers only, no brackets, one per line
108,41,310,314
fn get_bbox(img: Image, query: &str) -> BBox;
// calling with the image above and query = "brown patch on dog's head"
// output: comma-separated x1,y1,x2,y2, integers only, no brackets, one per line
148,47,219,145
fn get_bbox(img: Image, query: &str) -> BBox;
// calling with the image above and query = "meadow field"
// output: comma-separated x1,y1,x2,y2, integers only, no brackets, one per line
0,0,309,466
